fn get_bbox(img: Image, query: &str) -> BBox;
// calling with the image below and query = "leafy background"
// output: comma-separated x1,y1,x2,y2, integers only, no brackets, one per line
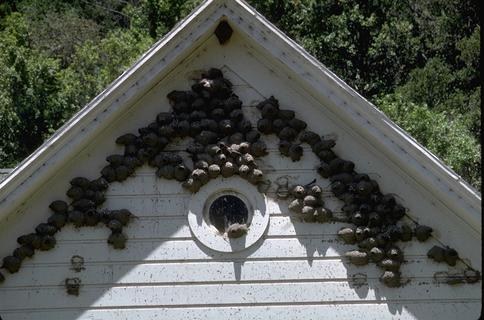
0,0,480,190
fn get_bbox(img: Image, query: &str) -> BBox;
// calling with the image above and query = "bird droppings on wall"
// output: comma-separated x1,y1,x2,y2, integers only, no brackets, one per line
0,68,480,292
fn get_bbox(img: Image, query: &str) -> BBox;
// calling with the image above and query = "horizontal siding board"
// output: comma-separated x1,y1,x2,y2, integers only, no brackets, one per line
111,259,458,284
106,174,184,197
53,216,432,243
0,259,453,287
0,281,480,310
157,134,311,156
20,237,441,265
54,216,354,241
102,195,190,217
101,193,341,217
0,263,112,287
105,172,329,197
1,302,481,320
0,25,480,320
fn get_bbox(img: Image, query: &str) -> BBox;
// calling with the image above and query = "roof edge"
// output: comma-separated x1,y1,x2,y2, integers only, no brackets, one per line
228,0,481,233
0,0,225,219
0,0,480,236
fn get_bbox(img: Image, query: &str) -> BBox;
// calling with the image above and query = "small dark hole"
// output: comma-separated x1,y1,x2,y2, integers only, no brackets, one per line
214,20,233,44
209,195,248,233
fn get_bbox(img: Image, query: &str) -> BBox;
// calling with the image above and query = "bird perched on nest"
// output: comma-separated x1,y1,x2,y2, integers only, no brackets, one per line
218,141,241,158
209,195,249,238
226,223,248,238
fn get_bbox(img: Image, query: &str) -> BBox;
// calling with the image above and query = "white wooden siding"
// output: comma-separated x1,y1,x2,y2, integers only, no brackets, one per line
0,30,480,319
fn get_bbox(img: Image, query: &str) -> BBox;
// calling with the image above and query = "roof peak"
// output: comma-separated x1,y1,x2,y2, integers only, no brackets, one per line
0,0,480,235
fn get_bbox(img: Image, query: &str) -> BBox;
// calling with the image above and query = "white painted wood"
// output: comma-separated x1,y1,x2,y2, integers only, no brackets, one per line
49,216,441,243
0,1,481,319
0,0,225,219
0,282,480,310
219,35,481,266
187,177,269,252
1,302,481,320
52,216,346,241
227,0,481,227
15,238,455,265
0,0,479,237
0,258,459,287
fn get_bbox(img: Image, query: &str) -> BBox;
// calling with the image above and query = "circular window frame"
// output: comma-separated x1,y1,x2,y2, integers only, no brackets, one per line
188,177,269,252
206,193,252,234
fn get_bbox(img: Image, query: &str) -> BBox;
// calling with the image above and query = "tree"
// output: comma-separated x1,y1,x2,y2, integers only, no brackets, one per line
60,28,152,110
0,0,480,190
377,94,481,189
0,14,66,166
27,10,101,67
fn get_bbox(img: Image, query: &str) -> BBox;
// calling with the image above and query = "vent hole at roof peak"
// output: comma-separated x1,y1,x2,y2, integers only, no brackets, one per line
214,20,233,45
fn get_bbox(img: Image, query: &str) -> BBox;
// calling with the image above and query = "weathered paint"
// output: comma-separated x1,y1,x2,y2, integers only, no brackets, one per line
0,0,481,319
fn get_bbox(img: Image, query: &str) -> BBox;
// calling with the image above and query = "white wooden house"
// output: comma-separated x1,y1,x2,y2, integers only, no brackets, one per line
0,0,481,319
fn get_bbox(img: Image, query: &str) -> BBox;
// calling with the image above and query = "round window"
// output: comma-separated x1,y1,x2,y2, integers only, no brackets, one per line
188,177,269,252
208,195,249,237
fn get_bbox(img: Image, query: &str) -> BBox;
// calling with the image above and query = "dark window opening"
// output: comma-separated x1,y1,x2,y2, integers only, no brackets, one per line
208,195,249,233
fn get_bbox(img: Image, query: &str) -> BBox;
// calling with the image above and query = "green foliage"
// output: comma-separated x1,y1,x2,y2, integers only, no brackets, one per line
248,0,480,190
0,14,65,166
250,0,422,96
27,10,101,67
0,9,151,167
16,0,131,32
397,57,454,109
377,94,481,190
0,0,480,190
396,55,480,141
60,29,152,109
127,0,202,38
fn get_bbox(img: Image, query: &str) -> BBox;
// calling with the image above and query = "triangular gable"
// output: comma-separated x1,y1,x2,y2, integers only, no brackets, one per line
0,3,481,318
0,0,480,263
